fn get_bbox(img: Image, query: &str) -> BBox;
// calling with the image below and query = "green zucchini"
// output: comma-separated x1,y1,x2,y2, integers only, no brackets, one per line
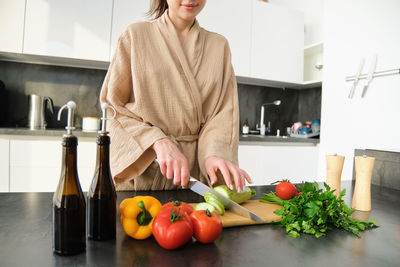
204,192,225,215
213,185,256,205
194,202,217,214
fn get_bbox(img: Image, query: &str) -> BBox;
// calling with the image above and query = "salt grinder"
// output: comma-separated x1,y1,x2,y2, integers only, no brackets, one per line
351,155,375,211
326,154,345,198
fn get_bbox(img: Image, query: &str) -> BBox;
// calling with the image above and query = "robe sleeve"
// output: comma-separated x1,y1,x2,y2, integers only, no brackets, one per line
197,40,239,180
100,29,167,182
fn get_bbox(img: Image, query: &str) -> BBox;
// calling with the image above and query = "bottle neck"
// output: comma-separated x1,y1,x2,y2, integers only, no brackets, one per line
61,145,78,178
96,135,110,172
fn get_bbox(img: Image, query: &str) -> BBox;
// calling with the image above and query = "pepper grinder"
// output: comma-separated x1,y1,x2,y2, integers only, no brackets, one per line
351,155,375,211
326,154,345,197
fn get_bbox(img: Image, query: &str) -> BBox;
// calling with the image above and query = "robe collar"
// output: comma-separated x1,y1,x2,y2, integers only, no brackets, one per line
156,10,205,126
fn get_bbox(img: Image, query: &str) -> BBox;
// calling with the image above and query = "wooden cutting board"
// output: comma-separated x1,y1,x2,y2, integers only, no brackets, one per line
191,200,282,228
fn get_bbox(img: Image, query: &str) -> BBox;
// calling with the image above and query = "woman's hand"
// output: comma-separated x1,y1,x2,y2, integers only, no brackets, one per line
152,138,190,188
204,156,252,192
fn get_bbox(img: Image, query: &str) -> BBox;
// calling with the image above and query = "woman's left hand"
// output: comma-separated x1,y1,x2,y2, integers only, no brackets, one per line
204,156,252,192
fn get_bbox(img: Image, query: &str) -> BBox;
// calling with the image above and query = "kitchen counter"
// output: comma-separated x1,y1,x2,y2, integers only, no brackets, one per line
0,127,97,139
0,182,399,266
240,134,319,146
0,127,319,145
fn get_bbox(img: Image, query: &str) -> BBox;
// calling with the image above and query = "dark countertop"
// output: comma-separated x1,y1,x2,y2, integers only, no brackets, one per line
0,127,97,138
0,182,399,266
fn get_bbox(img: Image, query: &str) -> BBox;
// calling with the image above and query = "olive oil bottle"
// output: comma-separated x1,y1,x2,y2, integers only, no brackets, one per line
87,103,117,240
52,101,86,255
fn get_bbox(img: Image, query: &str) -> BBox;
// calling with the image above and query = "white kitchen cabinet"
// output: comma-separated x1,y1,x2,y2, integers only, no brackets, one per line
197,0,252,77
9,139,96,192
23,0,113,61
0,0,25,53
304,42,323,83
251,1,304,83
0,138,10,192
239,144,319,185
110,0,150,59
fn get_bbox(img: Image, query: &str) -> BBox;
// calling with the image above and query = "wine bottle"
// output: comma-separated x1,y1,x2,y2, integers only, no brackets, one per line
87,103,117,240
52,101,86,255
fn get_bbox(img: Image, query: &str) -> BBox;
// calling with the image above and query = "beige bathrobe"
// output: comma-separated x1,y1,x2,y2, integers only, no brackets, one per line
100,11,239,191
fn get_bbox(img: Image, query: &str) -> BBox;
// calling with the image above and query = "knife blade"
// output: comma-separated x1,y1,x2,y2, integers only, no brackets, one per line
348,58,365,99
188,177,265,222
361,55,377,98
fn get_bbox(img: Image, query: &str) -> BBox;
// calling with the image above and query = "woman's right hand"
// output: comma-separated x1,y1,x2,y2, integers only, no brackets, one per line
152,138,190,188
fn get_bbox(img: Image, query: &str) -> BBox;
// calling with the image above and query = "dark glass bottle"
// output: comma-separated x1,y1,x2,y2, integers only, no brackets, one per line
87,134,116,240
52,135,86,255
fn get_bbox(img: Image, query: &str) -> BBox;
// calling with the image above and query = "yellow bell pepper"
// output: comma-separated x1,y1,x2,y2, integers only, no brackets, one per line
120,195,162,240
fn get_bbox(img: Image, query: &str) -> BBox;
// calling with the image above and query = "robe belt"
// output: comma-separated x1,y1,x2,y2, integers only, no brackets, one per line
169,134,199,143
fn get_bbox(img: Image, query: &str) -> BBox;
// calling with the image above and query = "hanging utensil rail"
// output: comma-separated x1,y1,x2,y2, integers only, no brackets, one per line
346,68,400,82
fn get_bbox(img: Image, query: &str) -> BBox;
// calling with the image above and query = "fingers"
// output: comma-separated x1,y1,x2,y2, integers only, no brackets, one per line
180,165,190,188
204,156,252,192
166,159,174,180
227,163,242,192
241,169,253,184
205,164,219,186
217,163,234,191
153,138,189,187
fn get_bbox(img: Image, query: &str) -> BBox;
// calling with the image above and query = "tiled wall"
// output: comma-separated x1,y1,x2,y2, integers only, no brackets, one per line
354,149,400,190
238,84,321,135
0,61,322,132
0,61,106,129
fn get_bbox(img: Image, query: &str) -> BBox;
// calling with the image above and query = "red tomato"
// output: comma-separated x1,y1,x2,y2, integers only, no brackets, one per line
275,181,297,200
190,209,222,244
152,208,193,250
162,201,193,215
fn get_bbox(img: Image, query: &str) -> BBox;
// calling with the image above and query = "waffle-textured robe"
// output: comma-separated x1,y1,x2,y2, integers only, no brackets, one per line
100,11,239,190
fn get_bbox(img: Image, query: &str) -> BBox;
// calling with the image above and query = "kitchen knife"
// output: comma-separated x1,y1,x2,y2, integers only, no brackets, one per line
361,55,378,98
348,58,365,99
188,177,265,222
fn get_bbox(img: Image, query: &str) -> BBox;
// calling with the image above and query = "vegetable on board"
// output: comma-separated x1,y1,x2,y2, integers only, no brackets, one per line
213,185,256,206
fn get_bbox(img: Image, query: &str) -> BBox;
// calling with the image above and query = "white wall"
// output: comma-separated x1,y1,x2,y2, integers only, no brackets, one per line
269,0,324,45
317,0,400,181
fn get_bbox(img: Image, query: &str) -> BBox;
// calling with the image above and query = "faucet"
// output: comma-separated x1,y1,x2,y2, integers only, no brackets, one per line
257,100,281,133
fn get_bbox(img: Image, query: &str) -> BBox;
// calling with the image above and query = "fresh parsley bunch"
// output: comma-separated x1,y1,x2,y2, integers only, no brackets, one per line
260,182,378,238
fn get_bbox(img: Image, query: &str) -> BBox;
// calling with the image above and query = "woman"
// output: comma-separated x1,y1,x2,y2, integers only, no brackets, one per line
100,0,252,191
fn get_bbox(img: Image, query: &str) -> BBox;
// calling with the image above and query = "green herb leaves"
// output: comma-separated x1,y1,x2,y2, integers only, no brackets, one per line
260,182,378,238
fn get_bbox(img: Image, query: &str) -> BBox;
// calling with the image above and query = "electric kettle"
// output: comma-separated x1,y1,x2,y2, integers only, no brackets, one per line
27,94,54,130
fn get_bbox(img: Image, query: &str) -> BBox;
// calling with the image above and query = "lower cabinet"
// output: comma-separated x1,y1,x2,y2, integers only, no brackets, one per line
9,139,96,192
0,138,10,192
239,144,319,185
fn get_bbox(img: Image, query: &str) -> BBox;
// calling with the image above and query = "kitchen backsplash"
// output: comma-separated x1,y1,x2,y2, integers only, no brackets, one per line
0,61,106,128
238,84,321,135
0,61,321,132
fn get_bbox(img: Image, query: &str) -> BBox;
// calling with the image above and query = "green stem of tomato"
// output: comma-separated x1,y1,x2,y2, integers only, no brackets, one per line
173,200,181,206
170,207,182,223
204,209,212,217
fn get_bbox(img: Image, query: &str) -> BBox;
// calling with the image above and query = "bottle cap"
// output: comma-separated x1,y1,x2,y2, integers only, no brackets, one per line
57,101,76,136
99,103,116,135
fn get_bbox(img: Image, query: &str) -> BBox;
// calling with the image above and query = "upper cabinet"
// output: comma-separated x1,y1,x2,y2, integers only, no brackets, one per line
0,0,304,85
110,0,150,60
23,0,113,61
197,0,252,77
251,1,304,84
0,0,25,53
